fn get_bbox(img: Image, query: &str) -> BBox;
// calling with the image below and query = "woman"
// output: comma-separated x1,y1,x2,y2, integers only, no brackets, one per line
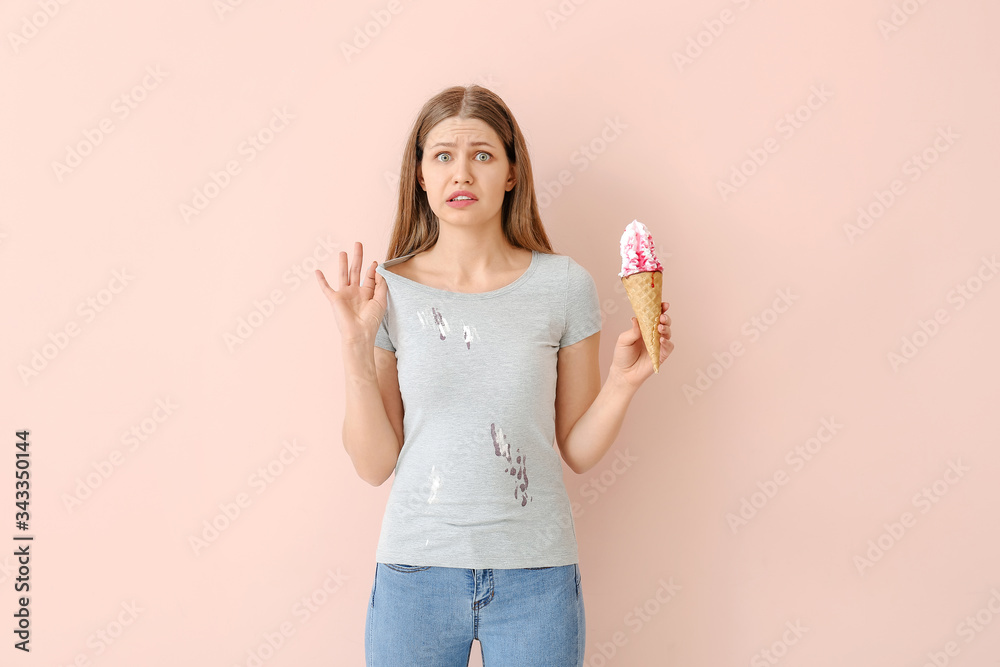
316,84,673,666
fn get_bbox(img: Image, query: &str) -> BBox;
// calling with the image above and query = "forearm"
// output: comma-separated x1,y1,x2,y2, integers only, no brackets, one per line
341,345,400,486
559,370,638,475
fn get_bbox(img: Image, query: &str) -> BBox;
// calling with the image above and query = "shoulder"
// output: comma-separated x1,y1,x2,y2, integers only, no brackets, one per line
534,251,576,273
534,251,597,286
556,253,597,287
376,254,418,283
535,253,599,311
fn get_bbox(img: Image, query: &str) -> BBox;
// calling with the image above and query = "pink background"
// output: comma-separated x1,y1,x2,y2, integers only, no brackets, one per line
3,0,999,665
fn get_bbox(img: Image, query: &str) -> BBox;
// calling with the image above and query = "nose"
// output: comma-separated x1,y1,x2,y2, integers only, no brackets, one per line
451,154,473,184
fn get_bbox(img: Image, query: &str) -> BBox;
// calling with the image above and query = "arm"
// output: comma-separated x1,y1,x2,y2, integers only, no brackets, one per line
555,302,673,475
314,243,402,487
342,344,405,486
555,331,636,474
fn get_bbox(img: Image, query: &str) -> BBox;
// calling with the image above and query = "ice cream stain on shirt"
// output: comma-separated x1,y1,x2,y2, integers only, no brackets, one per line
490,423,532,507
432,307,447,340
462,323,479,350
427,465,441,503
416,306,450,340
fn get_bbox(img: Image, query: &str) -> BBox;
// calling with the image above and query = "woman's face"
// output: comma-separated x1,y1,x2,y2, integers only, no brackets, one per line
417,116,515,230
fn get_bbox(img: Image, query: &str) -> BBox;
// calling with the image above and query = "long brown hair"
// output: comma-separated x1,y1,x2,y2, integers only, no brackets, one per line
385,85,555,261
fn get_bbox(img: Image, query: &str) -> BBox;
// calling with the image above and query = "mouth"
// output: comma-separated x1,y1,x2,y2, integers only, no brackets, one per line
446,191,478,203
446,197,476,208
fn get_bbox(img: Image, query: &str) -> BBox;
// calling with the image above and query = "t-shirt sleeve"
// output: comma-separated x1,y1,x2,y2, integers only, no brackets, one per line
559,257,602,348
374,310,395,352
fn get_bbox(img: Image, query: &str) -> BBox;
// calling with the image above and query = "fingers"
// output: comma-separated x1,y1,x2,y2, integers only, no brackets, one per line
339,241,367,289
323,242,378,298
362,258,374,287
315,268,334,294
622,316,640,343
659,302,674,360
365,259,381,295
374,266,387,303
350,241,363,287
658,302,671,341
338,249,349,289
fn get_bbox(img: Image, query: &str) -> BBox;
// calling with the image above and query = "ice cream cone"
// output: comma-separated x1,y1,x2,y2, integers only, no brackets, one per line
621,270,663,373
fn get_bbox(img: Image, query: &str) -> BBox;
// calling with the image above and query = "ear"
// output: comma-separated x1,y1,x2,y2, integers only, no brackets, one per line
506,165,516,191
417,163,425,191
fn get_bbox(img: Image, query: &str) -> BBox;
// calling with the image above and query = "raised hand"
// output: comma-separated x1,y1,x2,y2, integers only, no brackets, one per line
315,241,388,347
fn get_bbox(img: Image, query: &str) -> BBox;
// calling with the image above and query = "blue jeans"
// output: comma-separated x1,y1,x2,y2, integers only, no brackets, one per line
365,562,586,666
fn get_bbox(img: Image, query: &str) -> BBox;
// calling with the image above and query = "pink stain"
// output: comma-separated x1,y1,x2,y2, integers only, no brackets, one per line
432,307,446,340
490,423,531,506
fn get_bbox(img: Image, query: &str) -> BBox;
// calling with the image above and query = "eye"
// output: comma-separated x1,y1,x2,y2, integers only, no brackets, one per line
435,152,451,162
475,152,491,161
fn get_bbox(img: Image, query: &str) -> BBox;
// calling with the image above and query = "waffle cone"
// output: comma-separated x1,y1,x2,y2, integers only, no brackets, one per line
621,270,663,373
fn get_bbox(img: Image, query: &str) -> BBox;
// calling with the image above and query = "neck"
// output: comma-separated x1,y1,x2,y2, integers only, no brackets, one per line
423,217,522,282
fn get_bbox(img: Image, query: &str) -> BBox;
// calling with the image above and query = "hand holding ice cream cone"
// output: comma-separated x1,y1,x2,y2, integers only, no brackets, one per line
611,220,673,387
612,302,672,388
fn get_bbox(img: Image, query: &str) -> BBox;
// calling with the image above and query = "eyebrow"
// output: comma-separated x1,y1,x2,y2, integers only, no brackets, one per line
428,141,496,149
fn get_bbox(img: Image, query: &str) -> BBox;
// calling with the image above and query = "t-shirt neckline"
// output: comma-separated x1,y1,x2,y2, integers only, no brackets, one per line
379,249,539,299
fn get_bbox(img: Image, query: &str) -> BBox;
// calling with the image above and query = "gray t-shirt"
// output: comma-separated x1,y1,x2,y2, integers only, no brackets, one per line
372,249,602,568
